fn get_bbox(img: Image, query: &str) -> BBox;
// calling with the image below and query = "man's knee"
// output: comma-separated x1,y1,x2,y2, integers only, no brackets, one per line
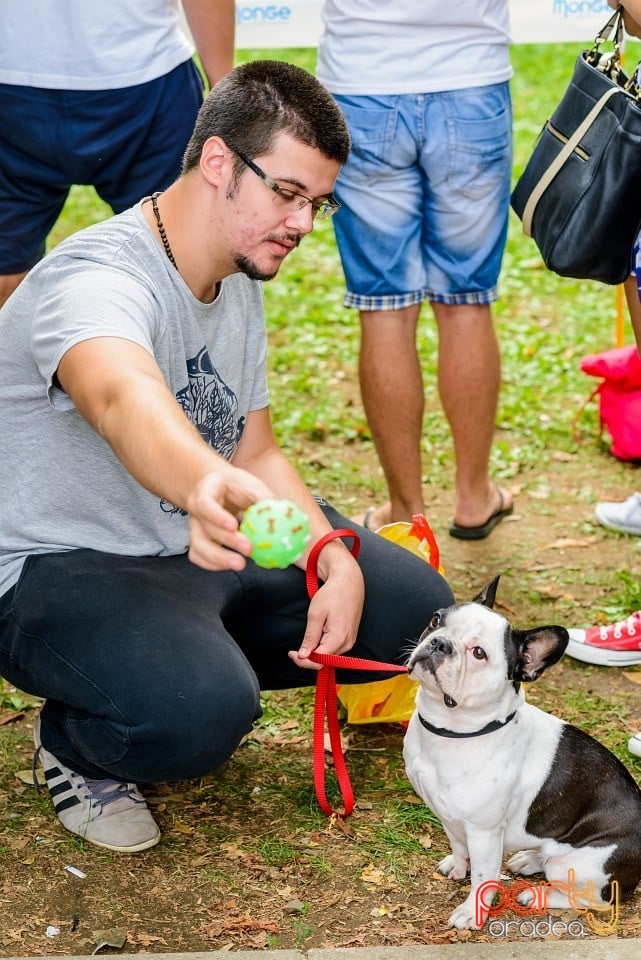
123,670,263,783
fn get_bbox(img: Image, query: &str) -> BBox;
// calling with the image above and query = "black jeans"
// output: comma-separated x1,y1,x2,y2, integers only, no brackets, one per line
0,504,453,784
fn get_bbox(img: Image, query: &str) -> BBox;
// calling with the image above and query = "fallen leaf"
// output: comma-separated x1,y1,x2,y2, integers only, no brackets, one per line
283,899,305,915
14,770,36,785
171,819,194,834
91,928,127,954
361,865,385,885
323,731,350,753
540,536,599,550
0,711,25,725
535,584,570,600
130,933,168,947
203,915,279,938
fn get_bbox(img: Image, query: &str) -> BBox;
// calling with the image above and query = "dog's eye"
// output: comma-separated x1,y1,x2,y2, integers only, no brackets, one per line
430,613,441,628
472,646,487,661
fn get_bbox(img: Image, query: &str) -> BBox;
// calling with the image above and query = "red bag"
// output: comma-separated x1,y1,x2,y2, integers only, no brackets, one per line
580,345,641,461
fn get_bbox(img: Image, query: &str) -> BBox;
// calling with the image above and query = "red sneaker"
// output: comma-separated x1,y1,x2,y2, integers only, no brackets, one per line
566,612,641,666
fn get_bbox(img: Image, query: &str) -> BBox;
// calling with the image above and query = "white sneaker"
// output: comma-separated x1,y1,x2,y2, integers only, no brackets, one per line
33,715,160,853
594,492,641,535
629,733,641,758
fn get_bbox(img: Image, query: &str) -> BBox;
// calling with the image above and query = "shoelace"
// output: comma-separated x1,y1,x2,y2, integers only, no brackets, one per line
600,615,641,640
84,778,142,808
32,746,140,808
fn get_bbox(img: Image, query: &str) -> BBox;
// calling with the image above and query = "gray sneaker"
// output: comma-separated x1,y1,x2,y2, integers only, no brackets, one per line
594,492,641,535
33,715,160,853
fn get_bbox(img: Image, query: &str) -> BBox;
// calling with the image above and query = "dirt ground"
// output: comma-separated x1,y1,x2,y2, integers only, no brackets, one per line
1,444,641,955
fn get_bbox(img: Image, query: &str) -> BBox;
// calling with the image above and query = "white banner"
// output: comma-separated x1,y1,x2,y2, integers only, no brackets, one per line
234,0,616,49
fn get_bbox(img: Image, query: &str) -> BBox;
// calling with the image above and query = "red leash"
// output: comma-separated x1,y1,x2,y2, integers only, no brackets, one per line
305,530,408,818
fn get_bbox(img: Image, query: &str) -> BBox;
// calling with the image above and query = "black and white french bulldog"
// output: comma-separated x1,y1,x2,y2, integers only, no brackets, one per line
403,576,641,930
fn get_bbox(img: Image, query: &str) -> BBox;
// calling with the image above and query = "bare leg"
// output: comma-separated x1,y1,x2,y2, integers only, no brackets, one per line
432,301,511,528
358,304,425,525
624,274,641,351
0,271,27,309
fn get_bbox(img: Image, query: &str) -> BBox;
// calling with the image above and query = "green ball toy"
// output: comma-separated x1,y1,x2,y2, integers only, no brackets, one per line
240,498,311,569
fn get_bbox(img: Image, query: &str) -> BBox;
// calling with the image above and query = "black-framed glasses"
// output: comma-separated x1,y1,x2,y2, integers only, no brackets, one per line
229,144,340,221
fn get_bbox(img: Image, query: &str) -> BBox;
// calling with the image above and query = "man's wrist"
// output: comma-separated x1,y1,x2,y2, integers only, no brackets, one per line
307,529,360,584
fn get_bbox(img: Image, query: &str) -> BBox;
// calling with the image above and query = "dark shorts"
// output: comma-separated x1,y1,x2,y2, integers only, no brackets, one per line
0,59,204,273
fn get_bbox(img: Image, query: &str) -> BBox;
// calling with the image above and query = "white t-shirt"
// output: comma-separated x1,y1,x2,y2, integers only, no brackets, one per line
316,0,512,95
0,0,194,90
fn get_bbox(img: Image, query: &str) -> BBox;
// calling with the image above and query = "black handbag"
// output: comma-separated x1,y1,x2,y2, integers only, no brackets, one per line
511,10,641,286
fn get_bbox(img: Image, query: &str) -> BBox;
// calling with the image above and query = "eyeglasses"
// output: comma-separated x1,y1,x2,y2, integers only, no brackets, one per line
229,145,340,221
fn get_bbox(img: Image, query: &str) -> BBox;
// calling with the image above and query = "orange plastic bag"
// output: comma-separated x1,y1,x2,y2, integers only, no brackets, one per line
336,515,443,724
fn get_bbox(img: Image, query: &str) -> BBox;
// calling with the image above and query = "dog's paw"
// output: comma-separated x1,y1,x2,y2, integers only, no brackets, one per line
507,849,543,877
448,897,483,930
437,854,469,880
543,889,571,910
516,888,535,907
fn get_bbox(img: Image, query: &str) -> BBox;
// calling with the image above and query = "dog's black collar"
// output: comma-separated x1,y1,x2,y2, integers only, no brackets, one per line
417,710,517,738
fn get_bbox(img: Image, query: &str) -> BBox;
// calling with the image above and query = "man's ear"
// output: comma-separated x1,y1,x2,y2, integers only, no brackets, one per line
512,626,569,682
473,574,500,609
200,136,232,187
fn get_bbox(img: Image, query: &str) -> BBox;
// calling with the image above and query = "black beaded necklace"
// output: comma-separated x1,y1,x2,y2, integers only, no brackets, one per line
150,192,178,270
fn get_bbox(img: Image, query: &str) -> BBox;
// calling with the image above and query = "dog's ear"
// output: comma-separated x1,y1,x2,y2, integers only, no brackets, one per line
512,626,569,682
473,575,500,609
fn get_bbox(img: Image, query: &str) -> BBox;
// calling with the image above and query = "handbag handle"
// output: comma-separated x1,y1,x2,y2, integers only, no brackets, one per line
521,84,621,238
592,9,624,50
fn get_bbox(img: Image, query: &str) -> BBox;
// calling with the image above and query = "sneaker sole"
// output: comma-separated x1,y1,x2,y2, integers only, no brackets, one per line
79,831,160,854
565,637,641,666
594,510,641,536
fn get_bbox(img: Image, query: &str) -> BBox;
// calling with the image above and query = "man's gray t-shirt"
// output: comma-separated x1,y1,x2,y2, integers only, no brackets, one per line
0,203,269,595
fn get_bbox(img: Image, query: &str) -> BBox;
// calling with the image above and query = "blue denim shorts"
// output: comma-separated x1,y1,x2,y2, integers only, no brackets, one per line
0,59,203,273
332,83,512,309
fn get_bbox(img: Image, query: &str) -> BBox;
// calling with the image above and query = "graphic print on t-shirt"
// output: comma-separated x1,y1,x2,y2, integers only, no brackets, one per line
160,346,245,515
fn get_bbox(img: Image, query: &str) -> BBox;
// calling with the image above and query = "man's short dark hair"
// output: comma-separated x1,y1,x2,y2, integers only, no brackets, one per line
182,59,350,173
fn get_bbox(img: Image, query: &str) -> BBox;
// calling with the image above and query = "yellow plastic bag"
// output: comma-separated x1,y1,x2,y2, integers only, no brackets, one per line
337,672,420,725
337,515,443,724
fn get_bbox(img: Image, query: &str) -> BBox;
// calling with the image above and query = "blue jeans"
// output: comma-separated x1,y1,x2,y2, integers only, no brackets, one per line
0,503,453,784
332,83,513,309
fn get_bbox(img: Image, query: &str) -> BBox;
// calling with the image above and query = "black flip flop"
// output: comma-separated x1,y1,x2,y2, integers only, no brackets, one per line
449,491,513,541
362,507,376,530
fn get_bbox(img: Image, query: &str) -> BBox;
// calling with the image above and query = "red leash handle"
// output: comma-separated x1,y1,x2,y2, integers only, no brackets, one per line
305,528,360,598
306,529,407,819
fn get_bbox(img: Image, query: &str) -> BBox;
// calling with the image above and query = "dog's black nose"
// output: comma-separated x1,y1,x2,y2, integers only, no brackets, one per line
430,635,453,656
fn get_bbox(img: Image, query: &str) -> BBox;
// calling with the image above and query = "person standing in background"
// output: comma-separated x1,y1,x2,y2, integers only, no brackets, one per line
0,0,234,307
564,0,641,761
317,1,514,539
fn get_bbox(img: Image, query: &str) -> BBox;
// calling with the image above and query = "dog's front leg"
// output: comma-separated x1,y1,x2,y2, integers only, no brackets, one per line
438,824,469,880
448,830,504,930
